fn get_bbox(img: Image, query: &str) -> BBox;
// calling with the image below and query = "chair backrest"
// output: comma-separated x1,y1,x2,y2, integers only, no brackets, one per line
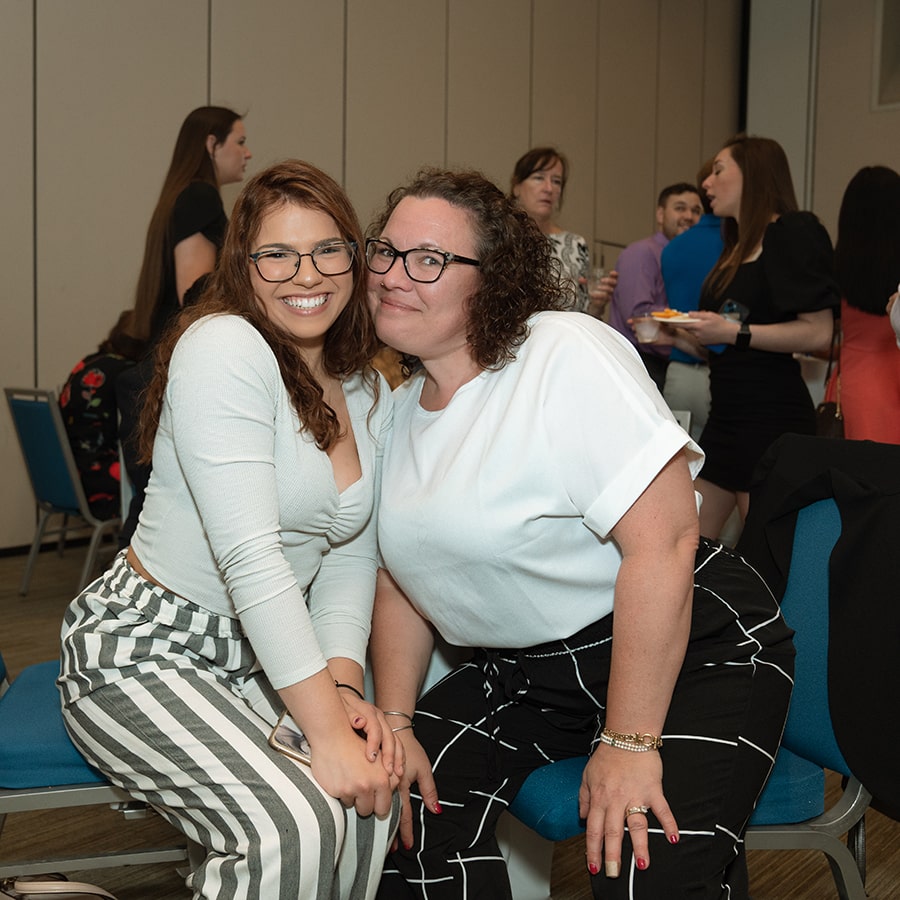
778,497,850,776
5,387,93,521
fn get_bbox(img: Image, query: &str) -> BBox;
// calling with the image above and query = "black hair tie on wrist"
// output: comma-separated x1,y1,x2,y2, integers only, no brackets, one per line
334,681,365,701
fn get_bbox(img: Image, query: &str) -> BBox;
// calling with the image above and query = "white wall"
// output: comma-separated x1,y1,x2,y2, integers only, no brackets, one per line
747,0,900,238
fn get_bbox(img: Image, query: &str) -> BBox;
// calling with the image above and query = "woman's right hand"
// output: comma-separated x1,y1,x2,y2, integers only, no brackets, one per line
393,731,440,851
309,728,396,817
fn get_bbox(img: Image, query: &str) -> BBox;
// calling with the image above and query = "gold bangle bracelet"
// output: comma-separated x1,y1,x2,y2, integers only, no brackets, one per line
599,728,663,752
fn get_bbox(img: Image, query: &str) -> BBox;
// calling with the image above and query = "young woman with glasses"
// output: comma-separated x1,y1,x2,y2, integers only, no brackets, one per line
60,160,399,900
367,168,794,900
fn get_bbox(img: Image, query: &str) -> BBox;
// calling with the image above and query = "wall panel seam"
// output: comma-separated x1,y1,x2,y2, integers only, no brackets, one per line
32,0,38,388
342,0,349,185
207,0,212,104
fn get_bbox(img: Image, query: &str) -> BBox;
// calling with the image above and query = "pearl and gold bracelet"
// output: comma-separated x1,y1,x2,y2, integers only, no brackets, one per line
599,728,663,752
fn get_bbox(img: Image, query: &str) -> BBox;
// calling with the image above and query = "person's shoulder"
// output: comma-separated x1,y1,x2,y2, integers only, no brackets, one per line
177,180,221,204
764,211,835,272
623,233,658,253
766,210,830,245
619,233,662,264
178,314,269,359
526,310,628,355
172,181,225,222
554,230,588,246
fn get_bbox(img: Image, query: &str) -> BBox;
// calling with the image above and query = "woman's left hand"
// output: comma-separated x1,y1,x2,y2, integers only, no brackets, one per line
337,691,405,782
579,744,678,878
676,310,739,346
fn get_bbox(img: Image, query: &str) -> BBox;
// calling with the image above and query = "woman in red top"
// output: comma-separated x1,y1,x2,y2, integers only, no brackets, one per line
826,165,900,442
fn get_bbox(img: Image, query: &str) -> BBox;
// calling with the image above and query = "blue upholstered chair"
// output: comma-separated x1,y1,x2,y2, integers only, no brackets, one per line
505,497,871,900
0,649,189,878
4,387,121,595
743,498,869,899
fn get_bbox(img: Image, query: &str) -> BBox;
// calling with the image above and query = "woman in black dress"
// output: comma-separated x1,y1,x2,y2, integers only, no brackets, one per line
677,135,839,539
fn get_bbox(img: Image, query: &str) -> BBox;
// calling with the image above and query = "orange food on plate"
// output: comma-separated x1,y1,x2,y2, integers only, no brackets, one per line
651,309,684,319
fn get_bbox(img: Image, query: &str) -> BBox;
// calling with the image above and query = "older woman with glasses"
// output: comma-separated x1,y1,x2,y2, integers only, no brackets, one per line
367,168,794,900
60,160,399,900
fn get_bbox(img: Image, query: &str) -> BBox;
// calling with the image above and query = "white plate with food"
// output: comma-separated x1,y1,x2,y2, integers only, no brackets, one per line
651,311,700,324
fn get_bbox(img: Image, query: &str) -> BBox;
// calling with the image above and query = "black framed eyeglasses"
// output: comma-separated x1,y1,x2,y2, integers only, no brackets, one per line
249,241,357,282
365,239,480,284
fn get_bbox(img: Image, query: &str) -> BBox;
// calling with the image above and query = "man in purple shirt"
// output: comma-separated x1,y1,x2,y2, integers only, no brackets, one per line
609,182,703,390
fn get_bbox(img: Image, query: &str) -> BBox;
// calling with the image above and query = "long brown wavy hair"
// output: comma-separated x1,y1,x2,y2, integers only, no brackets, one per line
132,107,242,342
138,159,379,462
369,168,568,373
703,134,799,300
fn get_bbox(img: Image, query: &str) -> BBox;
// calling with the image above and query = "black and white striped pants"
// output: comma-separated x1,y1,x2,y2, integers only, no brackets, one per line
378,539,795,900
59,551,399,900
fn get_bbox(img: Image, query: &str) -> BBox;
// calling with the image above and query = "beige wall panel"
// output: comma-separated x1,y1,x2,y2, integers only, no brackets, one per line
35,0,208,389
211,0,346,212
699,0,741,160
345,0,447,228
656,0,705,190
747,0,816,206
595,0,660,257
814,0,900,236
0,0,36,548
446,0,530,190
532,0,599,250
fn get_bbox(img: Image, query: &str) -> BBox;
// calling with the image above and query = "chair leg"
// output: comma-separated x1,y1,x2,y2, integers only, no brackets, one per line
848,814,866,885
822,840,868,900
57,513,69,557
20,510,52,595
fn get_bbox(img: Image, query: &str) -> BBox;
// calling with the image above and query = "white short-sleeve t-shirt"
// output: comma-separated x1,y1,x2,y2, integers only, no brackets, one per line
377,311,703,648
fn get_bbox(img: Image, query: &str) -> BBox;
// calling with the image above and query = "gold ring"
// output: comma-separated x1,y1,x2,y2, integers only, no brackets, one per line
625,805,649,817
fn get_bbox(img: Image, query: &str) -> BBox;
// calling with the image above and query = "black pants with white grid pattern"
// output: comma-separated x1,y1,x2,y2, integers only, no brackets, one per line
377,539,794,900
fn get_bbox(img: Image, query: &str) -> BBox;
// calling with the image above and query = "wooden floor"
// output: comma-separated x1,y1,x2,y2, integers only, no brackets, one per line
2,542,899,898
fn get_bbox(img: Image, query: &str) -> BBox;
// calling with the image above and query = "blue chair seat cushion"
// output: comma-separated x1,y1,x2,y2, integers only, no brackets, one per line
0,660,107,788
509,756,588,842
749,746,825,826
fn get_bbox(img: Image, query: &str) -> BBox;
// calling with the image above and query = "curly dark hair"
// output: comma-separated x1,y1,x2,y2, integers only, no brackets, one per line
138,159,380,463
368,168,568,372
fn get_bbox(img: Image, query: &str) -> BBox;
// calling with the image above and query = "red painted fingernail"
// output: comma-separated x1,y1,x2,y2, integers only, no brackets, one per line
404,842,413,851
352,716,365,727
669,833,680,845
588,863,599,875
636,857,648,870
433,802,443,814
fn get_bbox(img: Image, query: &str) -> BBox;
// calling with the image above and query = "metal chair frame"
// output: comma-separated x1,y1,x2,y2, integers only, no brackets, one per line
0,652,190,880
4,387,121,595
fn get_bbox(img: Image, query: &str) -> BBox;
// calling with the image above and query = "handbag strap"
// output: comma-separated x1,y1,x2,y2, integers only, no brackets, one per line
3,878,118,900
823,317,841,383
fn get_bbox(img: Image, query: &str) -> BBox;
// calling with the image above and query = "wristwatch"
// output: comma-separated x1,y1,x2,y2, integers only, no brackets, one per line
735,320,752,350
